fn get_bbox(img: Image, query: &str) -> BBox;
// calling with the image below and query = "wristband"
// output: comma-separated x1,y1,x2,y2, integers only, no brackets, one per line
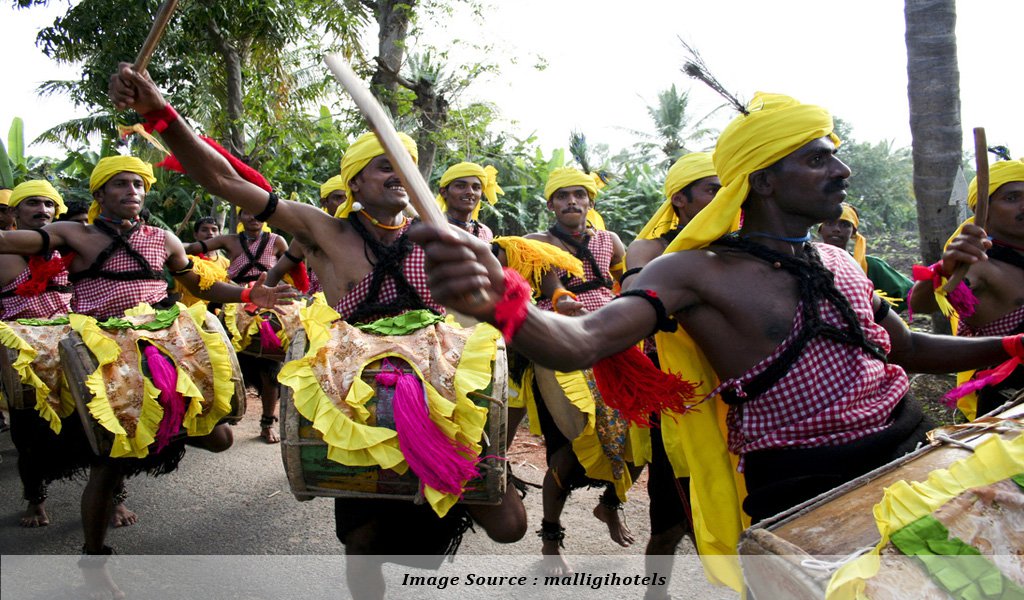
142,103,179,134
1003,334,1024,359
551,288,578,314
240,286,252,304
494,268,531,342
910,261,978,319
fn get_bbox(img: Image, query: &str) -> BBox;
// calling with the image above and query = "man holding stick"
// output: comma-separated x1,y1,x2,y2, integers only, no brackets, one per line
412,92,1021,590
109,62,526,599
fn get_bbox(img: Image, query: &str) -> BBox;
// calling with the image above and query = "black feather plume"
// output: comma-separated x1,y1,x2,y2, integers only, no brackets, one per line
679,38,747,116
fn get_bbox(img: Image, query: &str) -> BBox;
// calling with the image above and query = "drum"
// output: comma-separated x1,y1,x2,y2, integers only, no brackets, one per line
280,320,508,506
222,301,304,361
0,322,73,415
533,365,590,441
739,396,1024,600
60,307,245,458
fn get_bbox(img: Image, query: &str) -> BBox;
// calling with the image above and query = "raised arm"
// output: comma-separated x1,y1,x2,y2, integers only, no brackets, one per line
108,63,324,237
183,233,234,256
0,222,78,256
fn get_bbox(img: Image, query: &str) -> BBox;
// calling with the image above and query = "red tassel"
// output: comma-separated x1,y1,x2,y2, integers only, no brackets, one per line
15,252,76,297
592,345,700,428
288,262,310,294
155,135,272,192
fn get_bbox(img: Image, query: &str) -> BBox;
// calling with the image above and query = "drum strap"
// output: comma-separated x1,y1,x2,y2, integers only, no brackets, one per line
233,232,271,284
548,226,613,294
346,214,434,324
714,234,888,406
68,220,164,283
987,242,1024,272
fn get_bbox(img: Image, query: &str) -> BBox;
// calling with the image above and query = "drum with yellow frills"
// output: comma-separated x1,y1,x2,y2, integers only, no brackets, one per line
0,321,73,416
739,395,1024,600
59,305,245,458
279,316,508,506
221,301,304,362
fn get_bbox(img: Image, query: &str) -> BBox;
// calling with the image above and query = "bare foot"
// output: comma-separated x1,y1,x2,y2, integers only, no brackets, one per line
594,503,634,547
261,425,280,444
541,538,573,576
110,503,137,528
20,502,50,527
81,563,126,600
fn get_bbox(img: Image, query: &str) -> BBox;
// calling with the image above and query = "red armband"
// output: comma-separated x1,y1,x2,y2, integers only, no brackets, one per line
945,334,1024,405
910,261,977,319
142,103,179,134
494,268,531,342
239,286,252,304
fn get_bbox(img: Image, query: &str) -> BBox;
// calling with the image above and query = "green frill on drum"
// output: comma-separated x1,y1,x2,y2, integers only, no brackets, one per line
827,434,1024,600
0,320,76,433
70,302,235,459
278,302,497,518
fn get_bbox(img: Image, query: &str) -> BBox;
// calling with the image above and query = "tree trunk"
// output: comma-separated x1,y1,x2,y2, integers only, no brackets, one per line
370,0,415,117
905,0,962,265
207,21,247,158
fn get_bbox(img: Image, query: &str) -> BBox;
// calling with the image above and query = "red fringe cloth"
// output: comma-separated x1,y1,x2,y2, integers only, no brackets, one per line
494,268,531,342
592,345,700,428
288,262,310,294
15,252,76,297
156,135,272,193
945,334,1024,405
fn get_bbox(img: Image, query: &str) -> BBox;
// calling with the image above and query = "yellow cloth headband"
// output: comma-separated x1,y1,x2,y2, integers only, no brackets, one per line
967,158,1024,211
435,162,504,221
544,167,606,230
9,180,68,217
636,152,717,241
320,174,346,201
88,156,157,223
0,189,11,207
838,203,868,273
337,131,418,218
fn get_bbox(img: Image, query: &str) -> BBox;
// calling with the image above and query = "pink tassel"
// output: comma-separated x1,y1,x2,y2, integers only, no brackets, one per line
258,320,282,353
143,345,186,452
946,282,979,318
943,357,1022,406
377,360,480,496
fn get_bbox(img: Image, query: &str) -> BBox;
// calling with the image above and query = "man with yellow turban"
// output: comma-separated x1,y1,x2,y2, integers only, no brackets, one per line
819,203,912,312
436,161,502,241
414,92,1019,592
110,62,526,597
909,157,1024,419
0,188,16,231
621,152,718,599
0,154,293,557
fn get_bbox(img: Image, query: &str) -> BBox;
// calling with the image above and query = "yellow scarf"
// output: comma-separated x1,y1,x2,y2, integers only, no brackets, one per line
319,175,345,203
87,156,157,223
9,180,68,218
0,188,11,207
336,131,418,218
838,203,868,273
543,167,606,230
656,92,840,591
635,152,716,241
435,162,504,221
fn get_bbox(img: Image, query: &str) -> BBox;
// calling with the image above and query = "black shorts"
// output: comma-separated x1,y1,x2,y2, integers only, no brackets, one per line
647,418,693,536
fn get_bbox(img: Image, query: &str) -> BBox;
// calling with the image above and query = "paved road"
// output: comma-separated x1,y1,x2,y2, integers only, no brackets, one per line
0,411,736,599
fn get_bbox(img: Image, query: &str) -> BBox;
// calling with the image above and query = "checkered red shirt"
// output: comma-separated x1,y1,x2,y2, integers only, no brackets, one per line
333,223,445,321
0,252,72,319
537,229,616,312
228,232,282,283
307,268,322,295
958,304,1024,337
71,225,170,319
707,243,908,463
471,221,494,243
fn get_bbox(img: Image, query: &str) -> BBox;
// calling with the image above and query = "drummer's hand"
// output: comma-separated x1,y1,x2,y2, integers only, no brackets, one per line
408,223,504,320
555,297,586,316
941,223,990,275
249,273,299,308
109,62,166,114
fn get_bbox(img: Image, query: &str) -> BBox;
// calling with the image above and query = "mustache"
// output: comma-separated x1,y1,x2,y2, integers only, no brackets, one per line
385,178,405,188
824,179,850,194
562,207,583,214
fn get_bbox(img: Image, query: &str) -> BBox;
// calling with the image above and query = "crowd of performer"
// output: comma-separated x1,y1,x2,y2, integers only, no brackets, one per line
0,61,1022,600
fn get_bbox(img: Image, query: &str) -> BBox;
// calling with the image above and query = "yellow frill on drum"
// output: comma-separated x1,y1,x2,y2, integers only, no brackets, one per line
826,433,1024,600
222,301,302,354
278,301,497,517
0,322,76,433
71,303,234,459
175,254,230,307
492,236,584,295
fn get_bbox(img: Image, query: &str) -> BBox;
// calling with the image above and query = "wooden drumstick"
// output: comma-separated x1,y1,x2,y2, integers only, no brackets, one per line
134,0,180,72
324,53,488,303
942,127,988,293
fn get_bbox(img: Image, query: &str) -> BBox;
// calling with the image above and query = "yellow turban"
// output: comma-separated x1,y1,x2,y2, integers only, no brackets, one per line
435,162,504,220
9,180,68,217
654,93,840,591
543,167,606,230
0,189,11,207
320,174,346,200
636,152,716,241
666,92,840,254
336,131,418,218
88,156,157,223
967,158,1024,212
838,203,868,273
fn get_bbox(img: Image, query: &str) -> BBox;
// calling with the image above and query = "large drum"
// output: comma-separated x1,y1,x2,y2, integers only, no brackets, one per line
533,365,590,441
739,396,1024,600
0,321,74,421
60,305,245,458
280,318,508,506
221,301,304,361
